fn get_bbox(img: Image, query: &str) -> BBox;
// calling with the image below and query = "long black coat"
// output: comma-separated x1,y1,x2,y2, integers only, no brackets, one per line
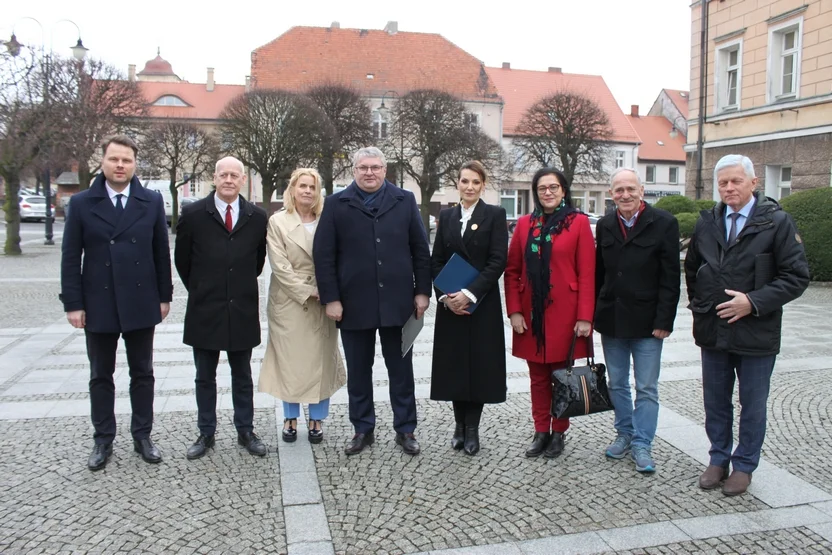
430,202,508,403
594,204,681,338
684,192,809,356
174,192,267,351
313,181,431,331
60,174,173,333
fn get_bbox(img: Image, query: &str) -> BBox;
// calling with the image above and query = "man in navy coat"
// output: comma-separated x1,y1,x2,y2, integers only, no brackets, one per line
314,146,431,455
61,135,173,471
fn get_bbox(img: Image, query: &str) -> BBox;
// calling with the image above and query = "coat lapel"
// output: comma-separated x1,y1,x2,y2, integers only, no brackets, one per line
112,177,148,238
447,205,469,257
622,207,653,244
600,213,623,243
462,200,486,246
285,209,314,259
375,182,404,218
88,175,119,229
205,191,229,231
230,196,253,235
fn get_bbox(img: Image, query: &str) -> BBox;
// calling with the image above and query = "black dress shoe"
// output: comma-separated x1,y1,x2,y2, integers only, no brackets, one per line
186,434,215,460
525,432,551,458
238,431,268,456
395,432,421,455
87,443,112,471
451,423,465,450
344,432,374,455
308,420,323,445
282,419,297,443
463,426,480,456
133,438,162,464
543,432,566,459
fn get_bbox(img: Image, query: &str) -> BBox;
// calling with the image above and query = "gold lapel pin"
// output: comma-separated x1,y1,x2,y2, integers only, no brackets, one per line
471,224,478,231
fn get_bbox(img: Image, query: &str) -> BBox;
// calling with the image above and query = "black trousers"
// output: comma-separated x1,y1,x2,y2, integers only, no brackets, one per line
86,327,155,445
193,348,254,436
452,401,484,428
340,327,417,434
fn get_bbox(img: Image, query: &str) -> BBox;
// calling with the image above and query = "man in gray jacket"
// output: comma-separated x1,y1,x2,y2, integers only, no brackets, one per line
684,154,809,496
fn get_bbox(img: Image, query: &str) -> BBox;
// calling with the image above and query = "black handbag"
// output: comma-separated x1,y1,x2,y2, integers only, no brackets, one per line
550,333,613,419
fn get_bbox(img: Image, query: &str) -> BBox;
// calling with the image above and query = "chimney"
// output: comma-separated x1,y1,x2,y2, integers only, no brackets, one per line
502,62,510,69
207,68,215,92
548,67,562,73
245,76,251,92
330,21,340,29
384,21,398,34
630,105,639,117
128,64,136,81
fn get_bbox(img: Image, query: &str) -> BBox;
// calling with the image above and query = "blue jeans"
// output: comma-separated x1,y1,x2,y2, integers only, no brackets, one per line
601,336,663,449
283,399,331,421
701,349,775,474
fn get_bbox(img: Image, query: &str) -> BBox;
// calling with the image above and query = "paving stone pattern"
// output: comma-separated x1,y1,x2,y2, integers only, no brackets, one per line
0,409,286,554
313,398,766,555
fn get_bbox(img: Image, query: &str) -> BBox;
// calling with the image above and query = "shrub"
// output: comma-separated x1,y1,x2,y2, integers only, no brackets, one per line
654,195,697,215
675,212,699,239
781,188,832,281
695,199,717,211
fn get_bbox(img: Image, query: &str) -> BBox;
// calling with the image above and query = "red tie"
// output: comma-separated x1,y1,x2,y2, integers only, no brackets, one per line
225,205,233,232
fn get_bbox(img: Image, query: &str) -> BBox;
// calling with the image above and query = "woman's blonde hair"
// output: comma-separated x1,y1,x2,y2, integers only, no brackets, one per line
283,168,323,216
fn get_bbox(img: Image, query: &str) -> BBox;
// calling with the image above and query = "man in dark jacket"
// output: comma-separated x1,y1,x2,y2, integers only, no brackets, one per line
314,146,431,456
595,168,680,474
61,135,173,471
174,156,268,459
685,154,809,496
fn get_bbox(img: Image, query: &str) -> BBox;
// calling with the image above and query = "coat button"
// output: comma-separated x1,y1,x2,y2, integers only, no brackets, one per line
110,240,115,245
131,238,136,243
229,268,233,272
306,276,311,281
105,261,110,267
303,307,308,312
617,271,622,277
104,285,108,290
376,219,379,223
229,299,233,303
379,282,384,288
137,283,141,287
376,238,381,243
135,261,139,265
377,260,382,266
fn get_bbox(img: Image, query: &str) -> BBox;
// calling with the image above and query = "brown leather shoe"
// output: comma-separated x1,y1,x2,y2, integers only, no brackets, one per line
722,470,752,496
698,465,729,490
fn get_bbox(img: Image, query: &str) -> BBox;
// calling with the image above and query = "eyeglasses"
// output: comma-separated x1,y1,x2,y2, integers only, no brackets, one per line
355,165,385,174
536,184,562,195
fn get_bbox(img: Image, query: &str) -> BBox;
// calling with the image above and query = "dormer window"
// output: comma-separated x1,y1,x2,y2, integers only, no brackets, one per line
153,95,189,107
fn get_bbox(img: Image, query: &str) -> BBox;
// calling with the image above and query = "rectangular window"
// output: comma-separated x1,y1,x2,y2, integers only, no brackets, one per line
615,151,625,169
464,113,480,131
780,166,792,199
500,189,517,218
373,110,388,140
646,165,656,184
669,167,679,185
715,40,742,113
768,19,803,103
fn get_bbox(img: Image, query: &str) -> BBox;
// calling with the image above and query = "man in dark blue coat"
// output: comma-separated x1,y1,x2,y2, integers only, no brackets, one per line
61,135,173,471
314,146,431,455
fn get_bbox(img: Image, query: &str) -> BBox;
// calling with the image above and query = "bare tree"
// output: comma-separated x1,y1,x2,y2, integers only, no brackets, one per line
305,84,373,196
141,122,219,231
513,89,613,186
220,89,331,213
50,57,149,190
390,89,506,231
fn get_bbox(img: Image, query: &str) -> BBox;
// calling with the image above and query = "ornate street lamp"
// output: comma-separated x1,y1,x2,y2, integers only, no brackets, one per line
7,18,88,245
669,115,688,140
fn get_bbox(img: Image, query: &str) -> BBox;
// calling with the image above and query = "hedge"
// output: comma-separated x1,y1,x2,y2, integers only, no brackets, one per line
675,212,699,239
695,199,717,211
654,195,697,215
780,188,832,281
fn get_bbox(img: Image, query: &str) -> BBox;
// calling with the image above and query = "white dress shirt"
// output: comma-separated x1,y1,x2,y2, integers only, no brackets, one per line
214,195,240,229
105,181,130,208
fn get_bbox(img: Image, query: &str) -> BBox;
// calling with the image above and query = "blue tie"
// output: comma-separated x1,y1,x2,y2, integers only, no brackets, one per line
727,213,740,244
115,194,125,217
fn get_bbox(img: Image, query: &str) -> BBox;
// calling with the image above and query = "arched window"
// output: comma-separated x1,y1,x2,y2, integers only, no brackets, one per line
153,95,189,107
372,110,388,140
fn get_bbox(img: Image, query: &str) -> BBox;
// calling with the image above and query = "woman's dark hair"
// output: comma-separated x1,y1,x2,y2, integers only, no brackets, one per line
530,167,572,212
459,160,487,184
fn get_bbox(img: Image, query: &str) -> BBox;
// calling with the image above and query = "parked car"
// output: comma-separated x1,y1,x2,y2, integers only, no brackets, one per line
429,214,436,231
19,195,55,222
179,196,200,211
585,213,602,238
142,181,173,225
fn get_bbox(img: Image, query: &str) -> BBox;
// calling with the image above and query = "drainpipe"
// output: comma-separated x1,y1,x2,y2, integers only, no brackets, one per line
695,0,711,200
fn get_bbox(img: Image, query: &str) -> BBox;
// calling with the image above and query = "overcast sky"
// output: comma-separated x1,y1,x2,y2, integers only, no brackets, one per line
4,0,692,114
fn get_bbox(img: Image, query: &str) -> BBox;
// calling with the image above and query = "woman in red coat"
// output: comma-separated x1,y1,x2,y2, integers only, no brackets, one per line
505,168,596,459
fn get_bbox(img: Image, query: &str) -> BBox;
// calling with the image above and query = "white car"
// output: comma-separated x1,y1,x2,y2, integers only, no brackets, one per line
19,195,54,222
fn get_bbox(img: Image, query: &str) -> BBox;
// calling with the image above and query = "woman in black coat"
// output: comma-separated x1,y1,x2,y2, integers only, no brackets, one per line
430,160,508,455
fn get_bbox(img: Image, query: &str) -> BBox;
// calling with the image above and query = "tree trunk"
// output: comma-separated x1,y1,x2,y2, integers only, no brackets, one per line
78,160,93,191
169,172,180,233
261,178,276,216
418,178,435,242
318,156,335,196
3,172,22,255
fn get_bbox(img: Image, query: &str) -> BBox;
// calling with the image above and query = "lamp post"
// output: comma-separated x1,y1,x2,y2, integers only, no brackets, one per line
378,90,404,188
668,115,688,140
7,18,88,245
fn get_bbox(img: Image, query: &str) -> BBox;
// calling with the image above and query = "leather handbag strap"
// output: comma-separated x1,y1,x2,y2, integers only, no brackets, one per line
566,332,595,370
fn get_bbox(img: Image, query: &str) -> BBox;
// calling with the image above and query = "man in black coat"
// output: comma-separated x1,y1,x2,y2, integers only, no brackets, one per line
685,154,809,496
174,156,268,459
595,168,680,475
313,146,431,456
61,135,173,471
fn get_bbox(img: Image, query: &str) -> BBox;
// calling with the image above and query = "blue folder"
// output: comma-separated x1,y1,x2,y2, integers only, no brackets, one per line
434,253,482,313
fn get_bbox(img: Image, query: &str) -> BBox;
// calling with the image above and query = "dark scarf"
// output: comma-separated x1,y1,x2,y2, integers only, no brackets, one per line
354,182,385,209
524,199,578,354
616,200,647,239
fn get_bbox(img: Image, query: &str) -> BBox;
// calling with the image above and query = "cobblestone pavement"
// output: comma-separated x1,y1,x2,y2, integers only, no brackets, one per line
2,238,832,553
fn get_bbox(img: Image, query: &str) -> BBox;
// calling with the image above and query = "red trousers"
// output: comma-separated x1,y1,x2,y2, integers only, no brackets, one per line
528,361,570,433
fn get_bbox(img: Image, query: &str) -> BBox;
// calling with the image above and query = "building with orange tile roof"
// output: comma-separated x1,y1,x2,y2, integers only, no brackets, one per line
626,106,687,202
648,89,690,139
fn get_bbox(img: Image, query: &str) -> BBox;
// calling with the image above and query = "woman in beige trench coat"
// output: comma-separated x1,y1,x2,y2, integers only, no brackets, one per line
259,168,346,444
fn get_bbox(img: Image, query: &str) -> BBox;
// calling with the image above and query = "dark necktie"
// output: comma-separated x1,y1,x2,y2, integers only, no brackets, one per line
225,205,233,232
115,194,124,217
727,212,740,244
